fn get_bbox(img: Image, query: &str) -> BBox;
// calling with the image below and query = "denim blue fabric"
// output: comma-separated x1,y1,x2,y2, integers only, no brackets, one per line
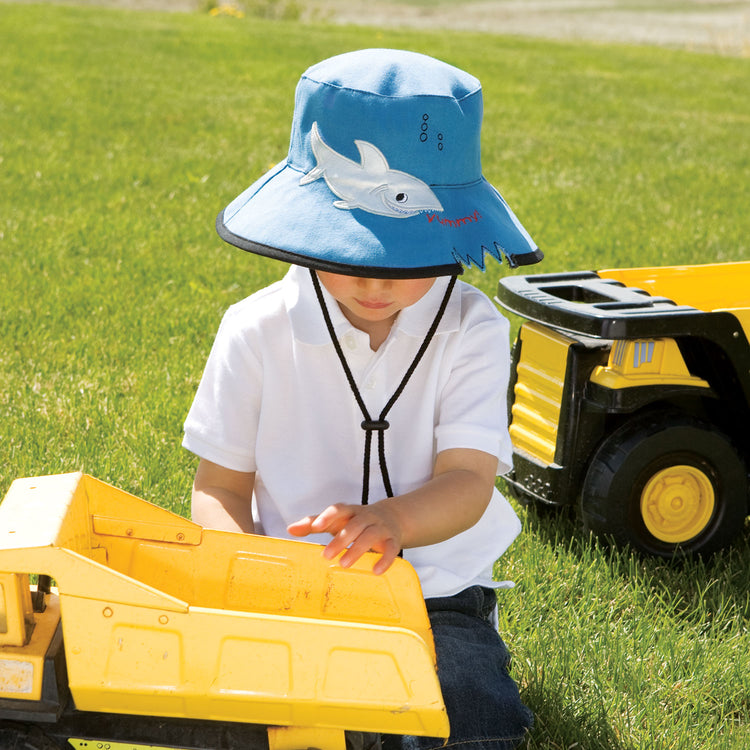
383,586,533,750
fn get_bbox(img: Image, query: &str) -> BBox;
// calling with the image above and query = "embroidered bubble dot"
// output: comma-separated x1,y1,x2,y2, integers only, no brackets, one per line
420,114,429,143
419,114,444,151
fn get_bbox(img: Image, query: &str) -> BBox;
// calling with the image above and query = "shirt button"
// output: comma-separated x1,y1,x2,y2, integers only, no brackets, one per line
344,334,357,350
365,377,376,389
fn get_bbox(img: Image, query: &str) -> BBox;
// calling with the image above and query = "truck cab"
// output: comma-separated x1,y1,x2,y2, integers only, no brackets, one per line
495,261,750,557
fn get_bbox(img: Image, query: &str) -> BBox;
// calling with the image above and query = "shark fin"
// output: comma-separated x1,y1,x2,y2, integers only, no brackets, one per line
354,140,389,175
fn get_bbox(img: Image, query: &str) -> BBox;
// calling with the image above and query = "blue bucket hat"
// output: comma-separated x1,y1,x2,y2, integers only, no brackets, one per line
217,48,543,278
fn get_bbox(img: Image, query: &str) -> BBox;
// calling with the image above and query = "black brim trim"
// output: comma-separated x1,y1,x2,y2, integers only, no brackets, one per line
216,210,464,279
506,248,545,268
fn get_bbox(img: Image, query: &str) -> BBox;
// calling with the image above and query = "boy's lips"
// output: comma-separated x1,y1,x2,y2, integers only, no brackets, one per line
355,298,392,310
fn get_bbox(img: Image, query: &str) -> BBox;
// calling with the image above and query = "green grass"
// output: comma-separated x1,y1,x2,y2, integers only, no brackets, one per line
1,4,749,748
497,506,750,748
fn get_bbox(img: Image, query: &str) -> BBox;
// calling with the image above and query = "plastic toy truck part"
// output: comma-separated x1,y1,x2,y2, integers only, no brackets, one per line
496,261,750,558
0,473,448,749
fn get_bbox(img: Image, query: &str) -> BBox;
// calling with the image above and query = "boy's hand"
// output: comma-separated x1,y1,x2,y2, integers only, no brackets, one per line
288,451,497,575
287,502,402,575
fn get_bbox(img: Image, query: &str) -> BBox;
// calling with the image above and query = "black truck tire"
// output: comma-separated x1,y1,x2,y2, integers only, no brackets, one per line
580,412,748,557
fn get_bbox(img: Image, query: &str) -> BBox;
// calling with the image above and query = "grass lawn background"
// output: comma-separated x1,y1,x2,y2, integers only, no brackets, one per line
1,4,749,748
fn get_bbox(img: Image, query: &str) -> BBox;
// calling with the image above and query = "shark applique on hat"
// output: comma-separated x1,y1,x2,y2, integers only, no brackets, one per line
217,48,543,278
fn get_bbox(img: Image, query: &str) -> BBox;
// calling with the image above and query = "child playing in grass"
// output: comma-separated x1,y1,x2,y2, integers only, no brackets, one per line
183,48,542,750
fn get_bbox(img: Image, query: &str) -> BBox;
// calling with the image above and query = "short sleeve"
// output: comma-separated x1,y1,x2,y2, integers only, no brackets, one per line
434,295,512,476
182,307,263,472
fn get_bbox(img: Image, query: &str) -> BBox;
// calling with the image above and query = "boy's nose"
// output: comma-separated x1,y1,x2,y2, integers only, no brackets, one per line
358,278,390,293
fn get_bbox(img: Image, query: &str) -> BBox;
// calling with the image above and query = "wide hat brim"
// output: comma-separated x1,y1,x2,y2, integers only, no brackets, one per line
217,49,543,279
218,159,542,278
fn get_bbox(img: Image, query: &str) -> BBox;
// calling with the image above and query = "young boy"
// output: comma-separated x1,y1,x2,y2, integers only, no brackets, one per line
183,49,543,750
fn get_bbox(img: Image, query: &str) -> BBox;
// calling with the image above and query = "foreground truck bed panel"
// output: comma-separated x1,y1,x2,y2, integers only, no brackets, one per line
63,594,440,732
0,473,448,743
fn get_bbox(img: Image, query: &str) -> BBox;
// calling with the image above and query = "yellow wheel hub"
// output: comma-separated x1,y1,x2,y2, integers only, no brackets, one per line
640,465,715,543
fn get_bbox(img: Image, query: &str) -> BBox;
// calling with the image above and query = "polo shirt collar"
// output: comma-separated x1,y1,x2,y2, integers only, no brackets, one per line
285,265,460,346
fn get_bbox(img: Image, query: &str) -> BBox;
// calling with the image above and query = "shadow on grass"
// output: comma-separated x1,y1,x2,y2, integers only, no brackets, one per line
519,682,635,750
521,498,750,626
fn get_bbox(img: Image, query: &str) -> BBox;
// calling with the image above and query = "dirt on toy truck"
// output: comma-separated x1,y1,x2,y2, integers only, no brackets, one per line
495,260,750,558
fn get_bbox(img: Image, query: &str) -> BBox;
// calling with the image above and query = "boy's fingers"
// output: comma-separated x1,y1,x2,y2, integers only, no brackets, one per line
372,542,401,575
310,503,355,533
293,505,401,574
337,524,400,572
322,514,369,559
287,516,315,536
339,533,400,574
288,504,356,537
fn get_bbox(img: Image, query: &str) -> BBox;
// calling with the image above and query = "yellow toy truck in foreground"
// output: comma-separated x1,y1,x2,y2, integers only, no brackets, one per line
0,472,448,749
495,260,750,557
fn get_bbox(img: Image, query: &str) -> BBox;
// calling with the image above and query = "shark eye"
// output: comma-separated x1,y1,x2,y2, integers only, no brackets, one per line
395,193,408,203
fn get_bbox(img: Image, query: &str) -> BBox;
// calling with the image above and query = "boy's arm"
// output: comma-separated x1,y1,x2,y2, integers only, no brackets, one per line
191,458,256,533
288,447,497,574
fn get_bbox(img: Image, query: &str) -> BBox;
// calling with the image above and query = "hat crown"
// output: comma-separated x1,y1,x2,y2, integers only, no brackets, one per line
288,49,483,187
301,48,480,99
217,48,541,277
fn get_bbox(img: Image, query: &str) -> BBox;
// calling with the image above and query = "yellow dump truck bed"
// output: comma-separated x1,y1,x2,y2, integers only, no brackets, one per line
0,473,448,744
599,261,750,339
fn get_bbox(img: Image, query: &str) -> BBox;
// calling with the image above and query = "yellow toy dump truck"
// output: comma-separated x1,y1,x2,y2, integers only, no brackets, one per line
0,472,448,749
495,260,750,558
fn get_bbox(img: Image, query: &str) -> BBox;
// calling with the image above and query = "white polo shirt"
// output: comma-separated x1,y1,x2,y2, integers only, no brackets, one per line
183,264,521,597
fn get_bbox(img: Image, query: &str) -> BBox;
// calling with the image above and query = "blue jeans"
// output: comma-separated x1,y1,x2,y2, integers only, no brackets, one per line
382,586,533,750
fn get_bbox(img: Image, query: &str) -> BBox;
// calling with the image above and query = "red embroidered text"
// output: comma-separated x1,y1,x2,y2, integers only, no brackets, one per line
426,210,482,228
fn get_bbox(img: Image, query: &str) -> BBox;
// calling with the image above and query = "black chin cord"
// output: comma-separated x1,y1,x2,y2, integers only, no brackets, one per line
310,268,457,505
